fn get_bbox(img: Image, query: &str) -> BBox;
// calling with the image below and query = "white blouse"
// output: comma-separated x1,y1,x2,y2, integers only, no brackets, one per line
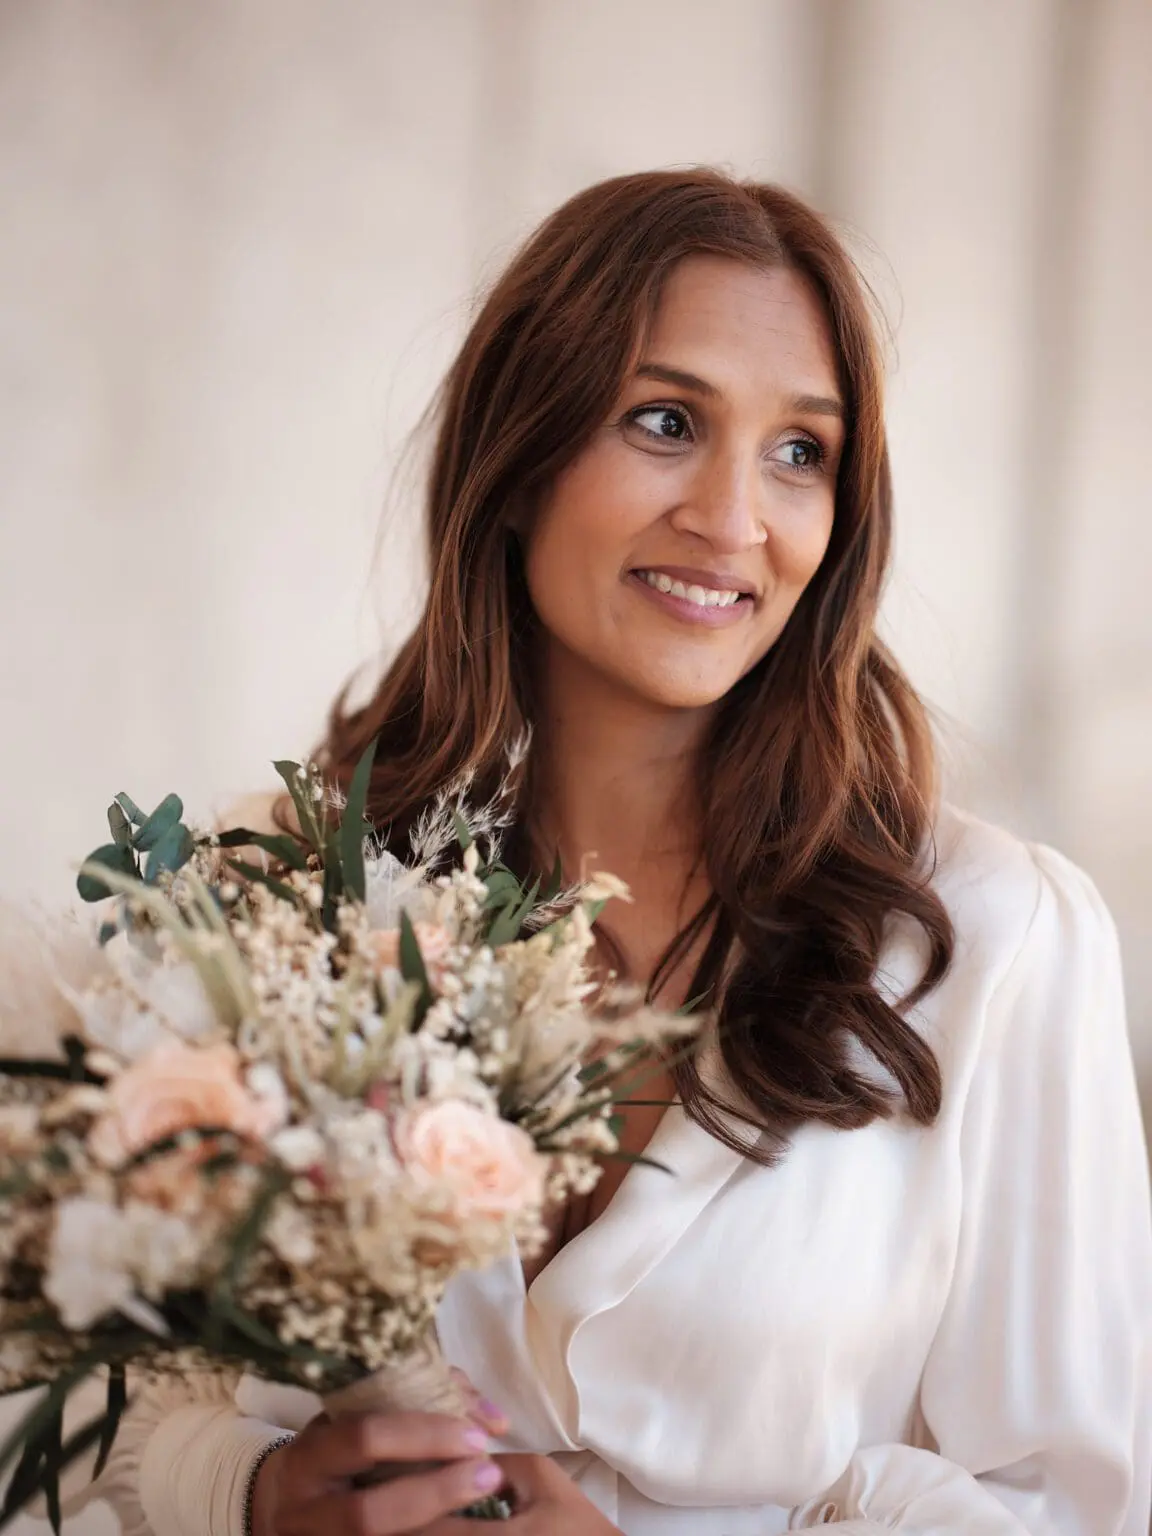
54,806,1152,1534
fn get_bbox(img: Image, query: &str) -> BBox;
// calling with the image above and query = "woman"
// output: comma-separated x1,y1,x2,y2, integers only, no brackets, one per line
86,169,1151,1534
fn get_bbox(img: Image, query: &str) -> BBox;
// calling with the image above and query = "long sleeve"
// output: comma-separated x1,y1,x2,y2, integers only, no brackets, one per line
790,844,1152,1533
39,1368,303,1536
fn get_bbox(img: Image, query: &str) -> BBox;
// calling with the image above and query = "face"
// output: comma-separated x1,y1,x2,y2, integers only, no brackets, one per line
522,256,844,717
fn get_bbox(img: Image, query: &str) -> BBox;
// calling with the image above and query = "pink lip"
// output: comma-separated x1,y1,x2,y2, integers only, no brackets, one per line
626,570,753,628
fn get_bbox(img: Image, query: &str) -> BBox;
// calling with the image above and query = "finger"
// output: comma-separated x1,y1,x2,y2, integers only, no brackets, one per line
448,1367,510,1436
298,1454,505,1535
292,1410,490,1482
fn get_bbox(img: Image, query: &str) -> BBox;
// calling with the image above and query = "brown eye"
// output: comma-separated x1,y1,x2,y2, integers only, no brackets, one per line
629,405,692,442
771,436,826,474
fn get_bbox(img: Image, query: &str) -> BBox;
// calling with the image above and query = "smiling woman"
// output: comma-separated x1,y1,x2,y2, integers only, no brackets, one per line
524,258,842,710
77,169,1150,1536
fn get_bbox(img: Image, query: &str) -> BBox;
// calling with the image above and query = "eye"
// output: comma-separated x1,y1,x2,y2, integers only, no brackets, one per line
626,404,693,444
771,435,826,475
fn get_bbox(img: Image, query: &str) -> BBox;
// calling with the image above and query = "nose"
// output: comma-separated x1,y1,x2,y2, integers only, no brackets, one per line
667,445,768,554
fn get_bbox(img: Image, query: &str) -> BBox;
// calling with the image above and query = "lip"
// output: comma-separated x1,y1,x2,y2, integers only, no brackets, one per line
626,569,754,628
631,565,759,597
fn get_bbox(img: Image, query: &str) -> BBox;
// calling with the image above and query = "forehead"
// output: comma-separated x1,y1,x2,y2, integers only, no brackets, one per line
640,255,839,392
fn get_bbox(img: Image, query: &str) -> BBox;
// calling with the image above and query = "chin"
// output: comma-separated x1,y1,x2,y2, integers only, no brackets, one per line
613,663,744,714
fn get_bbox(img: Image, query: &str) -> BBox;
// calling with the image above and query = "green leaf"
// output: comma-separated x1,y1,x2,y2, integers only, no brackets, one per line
76,842,138,903
217,1168,289,1300
340,737,377,904
113,793,145,826
215,828,309,871
540,851,564,903
93,1366,127,1480
576,1058,610,1086
131,793,184,852
398,909,430,995
97,920,119,946
0,1058,102,1087
321,823,344,933
452,811,474,852
482,869,522,907
226,858,306,910
487,876,539,948
598,1150,674,1175
272,761,321,852
144,821,194,884
106,801,131,847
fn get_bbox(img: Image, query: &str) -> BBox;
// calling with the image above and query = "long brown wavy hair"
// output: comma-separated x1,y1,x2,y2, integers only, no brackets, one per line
306,168,954,1164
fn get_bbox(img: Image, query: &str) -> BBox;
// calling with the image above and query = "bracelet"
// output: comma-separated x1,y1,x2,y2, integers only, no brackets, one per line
241,1434,295,1536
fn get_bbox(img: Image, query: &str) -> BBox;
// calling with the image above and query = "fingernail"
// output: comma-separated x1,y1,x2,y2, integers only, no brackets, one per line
462,1426,490,1452
474,1460,503,1493
478,1398,507,1424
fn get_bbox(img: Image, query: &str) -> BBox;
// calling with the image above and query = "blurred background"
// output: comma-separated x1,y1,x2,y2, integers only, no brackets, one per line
0,2,1149,1527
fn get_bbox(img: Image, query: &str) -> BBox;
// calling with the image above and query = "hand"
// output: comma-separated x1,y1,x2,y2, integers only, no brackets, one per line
421,1453,624,1534
250,1392,510,1536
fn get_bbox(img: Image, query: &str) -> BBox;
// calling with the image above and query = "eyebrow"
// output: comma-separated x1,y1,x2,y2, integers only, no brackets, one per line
634,361,844,420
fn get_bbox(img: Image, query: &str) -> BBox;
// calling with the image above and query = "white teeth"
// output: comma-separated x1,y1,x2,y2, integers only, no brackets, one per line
637,570,743,608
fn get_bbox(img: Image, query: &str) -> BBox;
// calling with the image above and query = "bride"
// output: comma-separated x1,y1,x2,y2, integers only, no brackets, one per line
74,168,1150,1534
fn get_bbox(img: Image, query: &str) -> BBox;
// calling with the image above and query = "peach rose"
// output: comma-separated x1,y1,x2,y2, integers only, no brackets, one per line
392,1100,546,1223
88,1040,286,1168
367,921,453,989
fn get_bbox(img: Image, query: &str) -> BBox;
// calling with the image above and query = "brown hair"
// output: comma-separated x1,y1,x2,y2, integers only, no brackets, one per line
308,168,953,1163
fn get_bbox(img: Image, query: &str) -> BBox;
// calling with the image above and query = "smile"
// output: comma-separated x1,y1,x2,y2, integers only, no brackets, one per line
633,569,744,608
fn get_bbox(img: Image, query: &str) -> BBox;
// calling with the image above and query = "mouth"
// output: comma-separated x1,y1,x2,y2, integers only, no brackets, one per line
627,566,756,627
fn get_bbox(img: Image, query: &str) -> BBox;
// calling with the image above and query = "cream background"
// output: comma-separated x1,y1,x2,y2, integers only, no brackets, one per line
0,2,1149,1529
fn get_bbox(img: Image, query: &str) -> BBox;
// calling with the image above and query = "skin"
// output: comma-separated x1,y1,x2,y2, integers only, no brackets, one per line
253,256,842,1535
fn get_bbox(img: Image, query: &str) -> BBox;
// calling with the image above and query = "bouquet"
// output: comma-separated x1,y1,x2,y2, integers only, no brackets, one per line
0,742,698,1530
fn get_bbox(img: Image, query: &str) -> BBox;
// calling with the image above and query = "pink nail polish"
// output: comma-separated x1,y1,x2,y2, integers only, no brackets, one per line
474,1460,503,1493
478,1398,507,1423
462,1427,490,1452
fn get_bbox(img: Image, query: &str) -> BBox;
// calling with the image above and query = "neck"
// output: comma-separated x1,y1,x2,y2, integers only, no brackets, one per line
529,652,711,895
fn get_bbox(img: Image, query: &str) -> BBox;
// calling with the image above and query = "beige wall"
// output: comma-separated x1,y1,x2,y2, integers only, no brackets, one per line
1,3,1149,1528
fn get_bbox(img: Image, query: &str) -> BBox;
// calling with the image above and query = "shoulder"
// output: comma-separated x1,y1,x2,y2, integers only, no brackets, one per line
913,803,1124,1075
926,801,1116,983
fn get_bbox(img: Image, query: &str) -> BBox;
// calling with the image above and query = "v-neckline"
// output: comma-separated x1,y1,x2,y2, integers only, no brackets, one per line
518,1095,677,1297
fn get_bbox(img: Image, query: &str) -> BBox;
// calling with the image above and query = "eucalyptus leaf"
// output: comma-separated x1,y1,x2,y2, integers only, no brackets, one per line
452,811,475,852
113,793,144,826
131,794,184,852
144,821,194,884
106,801,131,847
76,842,138,903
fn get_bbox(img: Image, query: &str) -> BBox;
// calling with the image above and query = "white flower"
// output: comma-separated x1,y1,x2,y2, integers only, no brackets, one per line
582,871,633,905
264,1200,317,1266
0,900,105,1059
269,1125,326,1173
363,852,430,932
45,1198,134,1329
121,1201,204,1297
245,1062,290,1125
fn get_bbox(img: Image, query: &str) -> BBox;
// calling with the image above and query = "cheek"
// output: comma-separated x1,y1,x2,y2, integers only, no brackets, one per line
777,497,835,591
523,453,644,613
